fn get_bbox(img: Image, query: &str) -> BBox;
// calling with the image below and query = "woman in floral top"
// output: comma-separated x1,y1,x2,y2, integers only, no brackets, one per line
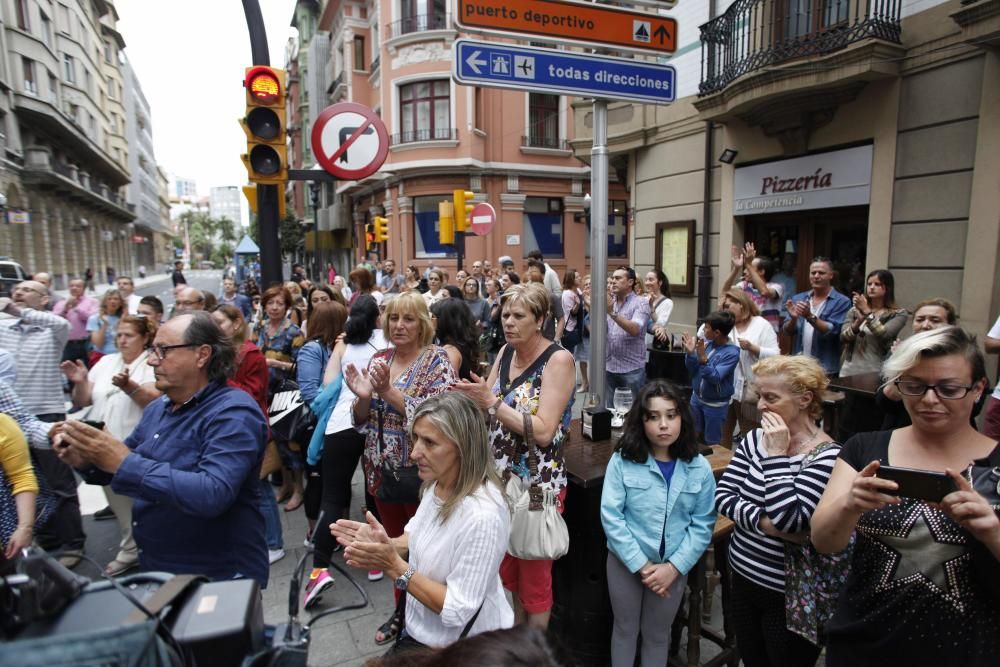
254,285,306,511
456,282,576,630
344,290,455,645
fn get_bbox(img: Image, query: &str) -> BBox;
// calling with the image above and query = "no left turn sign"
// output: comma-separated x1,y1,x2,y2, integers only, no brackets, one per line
311,102,389,180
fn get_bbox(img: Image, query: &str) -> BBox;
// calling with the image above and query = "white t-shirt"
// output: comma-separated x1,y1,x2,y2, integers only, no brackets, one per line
125,294,142,315
801,295,828,361
326,330,389,435
87,350,156,440
990,315,1000,400
729,316,780,401
403,482,513,647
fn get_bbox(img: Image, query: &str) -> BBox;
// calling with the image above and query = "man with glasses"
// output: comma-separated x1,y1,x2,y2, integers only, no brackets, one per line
0,281,85,567
55,312,270,586
606,266,650,408
783,257,851,375
174,287,206,315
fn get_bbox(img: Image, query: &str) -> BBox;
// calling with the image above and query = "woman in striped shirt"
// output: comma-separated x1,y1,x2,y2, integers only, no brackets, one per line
715,355,839,667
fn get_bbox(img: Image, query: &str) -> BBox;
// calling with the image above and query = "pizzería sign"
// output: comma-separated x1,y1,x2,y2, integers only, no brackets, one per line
733,145,873,215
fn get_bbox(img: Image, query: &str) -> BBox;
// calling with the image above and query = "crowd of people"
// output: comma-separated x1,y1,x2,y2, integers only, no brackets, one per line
0,245,998,667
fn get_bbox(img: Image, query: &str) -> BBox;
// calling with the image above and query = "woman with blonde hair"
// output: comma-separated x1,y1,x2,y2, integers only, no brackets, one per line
87,288,126,365
454,282,575,630
719,288,780,447
333,393,512,653
813,326,1000,666
716,355,840,666
344,290,456,645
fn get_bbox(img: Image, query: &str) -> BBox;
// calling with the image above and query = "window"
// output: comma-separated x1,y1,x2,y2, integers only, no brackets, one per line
16,0,30,31
41,11,53,48
522,197,564,259
63,54,76,83
354,36,365,70
781,0,849,40
22,58,37,95
57,5,70,34
412,195,456,259
84,68,92,94
48,72,58,101
399,80,450,142
88,113,96,135
107,76,115,100
527,93,560,148
400,0,447,33
104,40,113,64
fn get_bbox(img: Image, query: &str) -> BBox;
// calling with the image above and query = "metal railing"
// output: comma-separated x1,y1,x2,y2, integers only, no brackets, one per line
389,13,448,38
522,135,569,150
328,71,344,95
699,0,902,95
390,127,458,145
370,55,380,73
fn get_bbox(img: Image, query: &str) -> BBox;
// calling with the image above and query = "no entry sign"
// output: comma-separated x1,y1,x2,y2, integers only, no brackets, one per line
470,202,496,236
311,102,389,180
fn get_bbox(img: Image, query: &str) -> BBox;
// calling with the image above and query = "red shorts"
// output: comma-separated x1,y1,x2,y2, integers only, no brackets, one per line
499,488,566,614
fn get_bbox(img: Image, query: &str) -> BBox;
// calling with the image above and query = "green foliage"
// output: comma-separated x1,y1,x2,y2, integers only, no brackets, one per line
279,213,303,255
177,210,239,265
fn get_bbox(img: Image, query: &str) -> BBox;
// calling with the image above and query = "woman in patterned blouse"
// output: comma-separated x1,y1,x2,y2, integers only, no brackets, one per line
455,282,575,630
344,290,456,645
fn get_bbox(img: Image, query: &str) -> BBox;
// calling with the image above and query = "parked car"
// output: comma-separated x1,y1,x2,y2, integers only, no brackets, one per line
0,258,27,297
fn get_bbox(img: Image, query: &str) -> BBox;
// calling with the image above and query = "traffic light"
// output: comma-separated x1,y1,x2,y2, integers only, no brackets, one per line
242,184,285,218
240,66,288,185
438,201,454,246
365,222,377,252
374,216,389,243
453,190,474,233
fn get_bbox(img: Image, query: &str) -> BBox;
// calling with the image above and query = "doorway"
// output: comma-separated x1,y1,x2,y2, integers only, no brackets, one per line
743,205,869,297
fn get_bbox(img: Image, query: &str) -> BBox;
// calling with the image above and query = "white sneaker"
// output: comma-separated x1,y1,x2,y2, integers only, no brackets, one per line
268,548,286,564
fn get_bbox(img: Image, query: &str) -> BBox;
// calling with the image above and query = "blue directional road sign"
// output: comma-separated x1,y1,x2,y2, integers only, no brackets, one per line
453,39,676,105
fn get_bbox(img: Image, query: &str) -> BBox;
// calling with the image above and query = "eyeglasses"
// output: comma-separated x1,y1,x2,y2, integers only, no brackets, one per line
151,343,199,360
894,379,975,400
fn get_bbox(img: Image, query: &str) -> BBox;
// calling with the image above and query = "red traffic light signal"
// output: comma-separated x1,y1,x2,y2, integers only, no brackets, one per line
246,67,281,104
240,67,288,185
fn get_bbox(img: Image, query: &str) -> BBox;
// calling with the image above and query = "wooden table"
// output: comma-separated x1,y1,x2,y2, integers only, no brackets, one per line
551,421,735,666
827,371,883,440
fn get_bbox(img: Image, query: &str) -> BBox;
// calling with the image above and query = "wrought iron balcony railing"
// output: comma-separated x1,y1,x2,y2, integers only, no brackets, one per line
522,135,569,150
389,14,449,39
699,0,902,96
390,127,458,145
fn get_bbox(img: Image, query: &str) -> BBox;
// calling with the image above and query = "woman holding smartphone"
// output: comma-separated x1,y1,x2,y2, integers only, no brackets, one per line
812,326,1000,666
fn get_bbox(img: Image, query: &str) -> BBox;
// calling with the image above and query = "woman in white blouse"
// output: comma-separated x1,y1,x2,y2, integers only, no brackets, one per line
719,288,779,448
644,270,674,352
332,392,512,653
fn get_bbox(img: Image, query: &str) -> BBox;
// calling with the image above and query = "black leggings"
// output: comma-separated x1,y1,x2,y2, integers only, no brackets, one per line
312,428,376,568
729,569,822,667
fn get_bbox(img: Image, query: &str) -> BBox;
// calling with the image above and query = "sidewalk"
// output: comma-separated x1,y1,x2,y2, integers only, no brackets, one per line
52,271,172,301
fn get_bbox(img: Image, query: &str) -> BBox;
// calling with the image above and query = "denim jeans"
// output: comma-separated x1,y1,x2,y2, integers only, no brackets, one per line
606,368,646,409
259,479,283,550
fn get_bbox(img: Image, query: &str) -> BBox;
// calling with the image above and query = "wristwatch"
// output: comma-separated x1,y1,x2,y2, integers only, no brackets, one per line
487,397,503,420
395,565,416,591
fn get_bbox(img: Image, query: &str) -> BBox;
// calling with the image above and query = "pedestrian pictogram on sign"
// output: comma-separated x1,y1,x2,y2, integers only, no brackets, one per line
311,102,389,181
456,0,677,56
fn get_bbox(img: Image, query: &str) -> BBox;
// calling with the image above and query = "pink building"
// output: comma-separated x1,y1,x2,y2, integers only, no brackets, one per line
288,0,629,279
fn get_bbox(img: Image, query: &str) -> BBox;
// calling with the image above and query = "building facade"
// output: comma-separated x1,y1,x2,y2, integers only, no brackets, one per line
123,55,171,273
287,0,627,280
209,185,242,225
571,0,1000,345
0,0,137,289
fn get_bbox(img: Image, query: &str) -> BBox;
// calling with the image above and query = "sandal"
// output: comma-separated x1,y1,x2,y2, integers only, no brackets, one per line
283,493,304,512
105,558,139,577
374,608,402,646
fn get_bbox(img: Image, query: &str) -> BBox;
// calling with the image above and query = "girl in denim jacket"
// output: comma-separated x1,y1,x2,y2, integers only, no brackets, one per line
600,380,717,666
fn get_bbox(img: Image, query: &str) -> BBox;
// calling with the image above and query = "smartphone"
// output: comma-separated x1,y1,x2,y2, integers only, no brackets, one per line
876,464,957,502
81,419,106,431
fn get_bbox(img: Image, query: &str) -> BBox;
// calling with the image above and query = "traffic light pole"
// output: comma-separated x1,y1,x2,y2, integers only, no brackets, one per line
242,0,283,287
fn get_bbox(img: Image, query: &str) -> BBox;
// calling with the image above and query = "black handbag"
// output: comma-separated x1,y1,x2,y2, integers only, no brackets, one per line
267,373,317,443
375,400,421,503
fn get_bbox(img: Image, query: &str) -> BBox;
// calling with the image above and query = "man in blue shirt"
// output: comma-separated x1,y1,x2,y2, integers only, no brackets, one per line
783,257,852,375
219,277,253,320
56,312,270,586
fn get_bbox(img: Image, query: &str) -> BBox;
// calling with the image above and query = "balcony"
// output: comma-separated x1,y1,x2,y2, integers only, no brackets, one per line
23,146,135,221
390,127,458,145
389,14,448,38
328,71,346,100
700,0,901,95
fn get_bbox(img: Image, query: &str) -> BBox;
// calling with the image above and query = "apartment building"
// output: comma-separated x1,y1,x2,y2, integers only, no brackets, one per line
571,0,1000,339
0,0,137,288
287,0,628,279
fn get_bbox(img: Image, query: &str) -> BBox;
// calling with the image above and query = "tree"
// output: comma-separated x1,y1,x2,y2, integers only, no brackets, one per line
177,210,239,266
280,213,303,256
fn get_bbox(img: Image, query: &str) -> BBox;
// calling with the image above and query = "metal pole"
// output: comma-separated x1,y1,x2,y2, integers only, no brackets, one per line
589,99,609,408
242,0,283,288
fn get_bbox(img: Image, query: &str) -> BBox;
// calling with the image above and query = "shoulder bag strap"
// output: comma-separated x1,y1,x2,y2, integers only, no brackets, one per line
459,601,485,639
522,412,543,511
